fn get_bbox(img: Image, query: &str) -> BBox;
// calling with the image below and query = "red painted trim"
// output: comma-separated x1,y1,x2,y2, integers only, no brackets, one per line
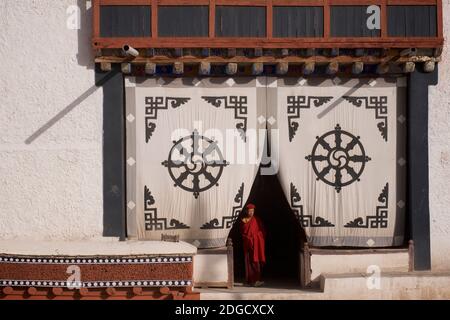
93,37,444,49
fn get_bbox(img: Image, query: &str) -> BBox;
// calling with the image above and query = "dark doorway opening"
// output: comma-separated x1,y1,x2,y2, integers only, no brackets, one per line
228,170,307,287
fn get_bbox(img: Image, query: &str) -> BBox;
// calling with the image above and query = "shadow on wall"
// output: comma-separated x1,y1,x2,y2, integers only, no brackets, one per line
24,2,124,238
24,0,100,144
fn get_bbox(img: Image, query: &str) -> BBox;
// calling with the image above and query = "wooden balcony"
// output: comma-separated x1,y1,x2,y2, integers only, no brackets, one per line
92,0,443,50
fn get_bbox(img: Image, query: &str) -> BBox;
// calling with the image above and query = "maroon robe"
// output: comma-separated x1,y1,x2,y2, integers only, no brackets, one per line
241,216,266,284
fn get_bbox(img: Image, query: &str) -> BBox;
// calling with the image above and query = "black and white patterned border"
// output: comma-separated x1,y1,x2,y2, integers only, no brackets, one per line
145,97,191,143
344,183,389,228
290,182,335,227
200,182,244,229
287,95,334,142
343,96,388,142
144,186,190,230
0,279,192,288
201,96,248,142
0,256,192,264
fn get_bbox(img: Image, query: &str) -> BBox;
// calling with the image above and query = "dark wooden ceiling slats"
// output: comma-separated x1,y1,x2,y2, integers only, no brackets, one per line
330,6,381,37
273,6,323,38
100,5,151,38
388,5,437,37
158,6,209,37
215,6,267,37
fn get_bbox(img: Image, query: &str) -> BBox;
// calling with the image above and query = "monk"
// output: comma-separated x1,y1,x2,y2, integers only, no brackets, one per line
240,203,266,287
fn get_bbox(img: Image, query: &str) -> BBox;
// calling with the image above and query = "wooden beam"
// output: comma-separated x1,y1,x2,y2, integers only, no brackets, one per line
209,0,216,38
99,0,151,4
93,0,443,53
323,0,330,38
266,0,273,39
95,54,440,64
381,0,388,38
215,0,266,5
159,0,209,4
437,0,443,39
309,246,409,255
227,238,234,289
93,0,100,39
408,240,415,272
93,37,444,49
151,0,158,38
97,0,437,5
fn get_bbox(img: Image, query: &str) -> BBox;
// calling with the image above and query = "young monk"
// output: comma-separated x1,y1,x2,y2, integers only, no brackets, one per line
240,203,266,287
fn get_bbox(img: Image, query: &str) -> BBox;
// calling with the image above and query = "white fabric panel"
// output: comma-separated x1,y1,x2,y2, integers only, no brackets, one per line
269,77,405,247
126,77,264,248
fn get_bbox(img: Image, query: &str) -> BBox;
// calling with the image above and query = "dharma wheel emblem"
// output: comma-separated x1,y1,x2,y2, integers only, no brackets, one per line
162,130,229,199
306,124,371,193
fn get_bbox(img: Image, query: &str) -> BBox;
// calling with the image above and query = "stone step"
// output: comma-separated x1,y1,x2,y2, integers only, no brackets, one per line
197,272,450,300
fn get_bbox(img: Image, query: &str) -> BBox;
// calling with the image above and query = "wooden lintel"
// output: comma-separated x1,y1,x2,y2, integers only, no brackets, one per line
95,55,440,65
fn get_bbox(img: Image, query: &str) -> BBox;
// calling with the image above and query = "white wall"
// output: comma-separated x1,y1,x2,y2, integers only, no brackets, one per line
0,0,449,271
429,0,450,271
0,0,104,240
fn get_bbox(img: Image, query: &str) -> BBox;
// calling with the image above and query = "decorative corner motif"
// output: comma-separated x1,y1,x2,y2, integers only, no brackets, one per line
343,96,388,142
344,183,389,228
200,183,244,229
144,97,191,143
144,186,190,230
290,182,335,227
201,96,248,142
287,96,333,142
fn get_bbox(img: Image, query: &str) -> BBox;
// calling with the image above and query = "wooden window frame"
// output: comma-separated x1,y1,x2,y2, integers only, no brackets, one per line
92,0,443,49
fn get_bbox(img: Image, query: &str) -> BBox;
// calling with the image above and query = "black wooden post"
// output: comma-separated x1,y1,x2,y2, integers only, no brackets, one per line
407,65,438,270
96,64,126,240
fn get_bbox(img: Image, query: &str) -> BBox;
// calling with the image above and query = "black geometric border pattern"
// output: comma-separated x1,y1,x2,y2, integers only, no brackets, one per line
145,97,191,143
290,182,335,227
144,186,190,231
344,183,389,228
287,96,334,142
201,96,248,142
343,96,388,142
200,183,244,229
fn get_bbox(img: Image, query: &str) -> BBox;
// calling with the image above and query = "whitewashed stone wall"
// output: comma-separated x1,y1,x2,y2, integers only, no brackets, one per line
429,0,450,271
0,1,104,240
